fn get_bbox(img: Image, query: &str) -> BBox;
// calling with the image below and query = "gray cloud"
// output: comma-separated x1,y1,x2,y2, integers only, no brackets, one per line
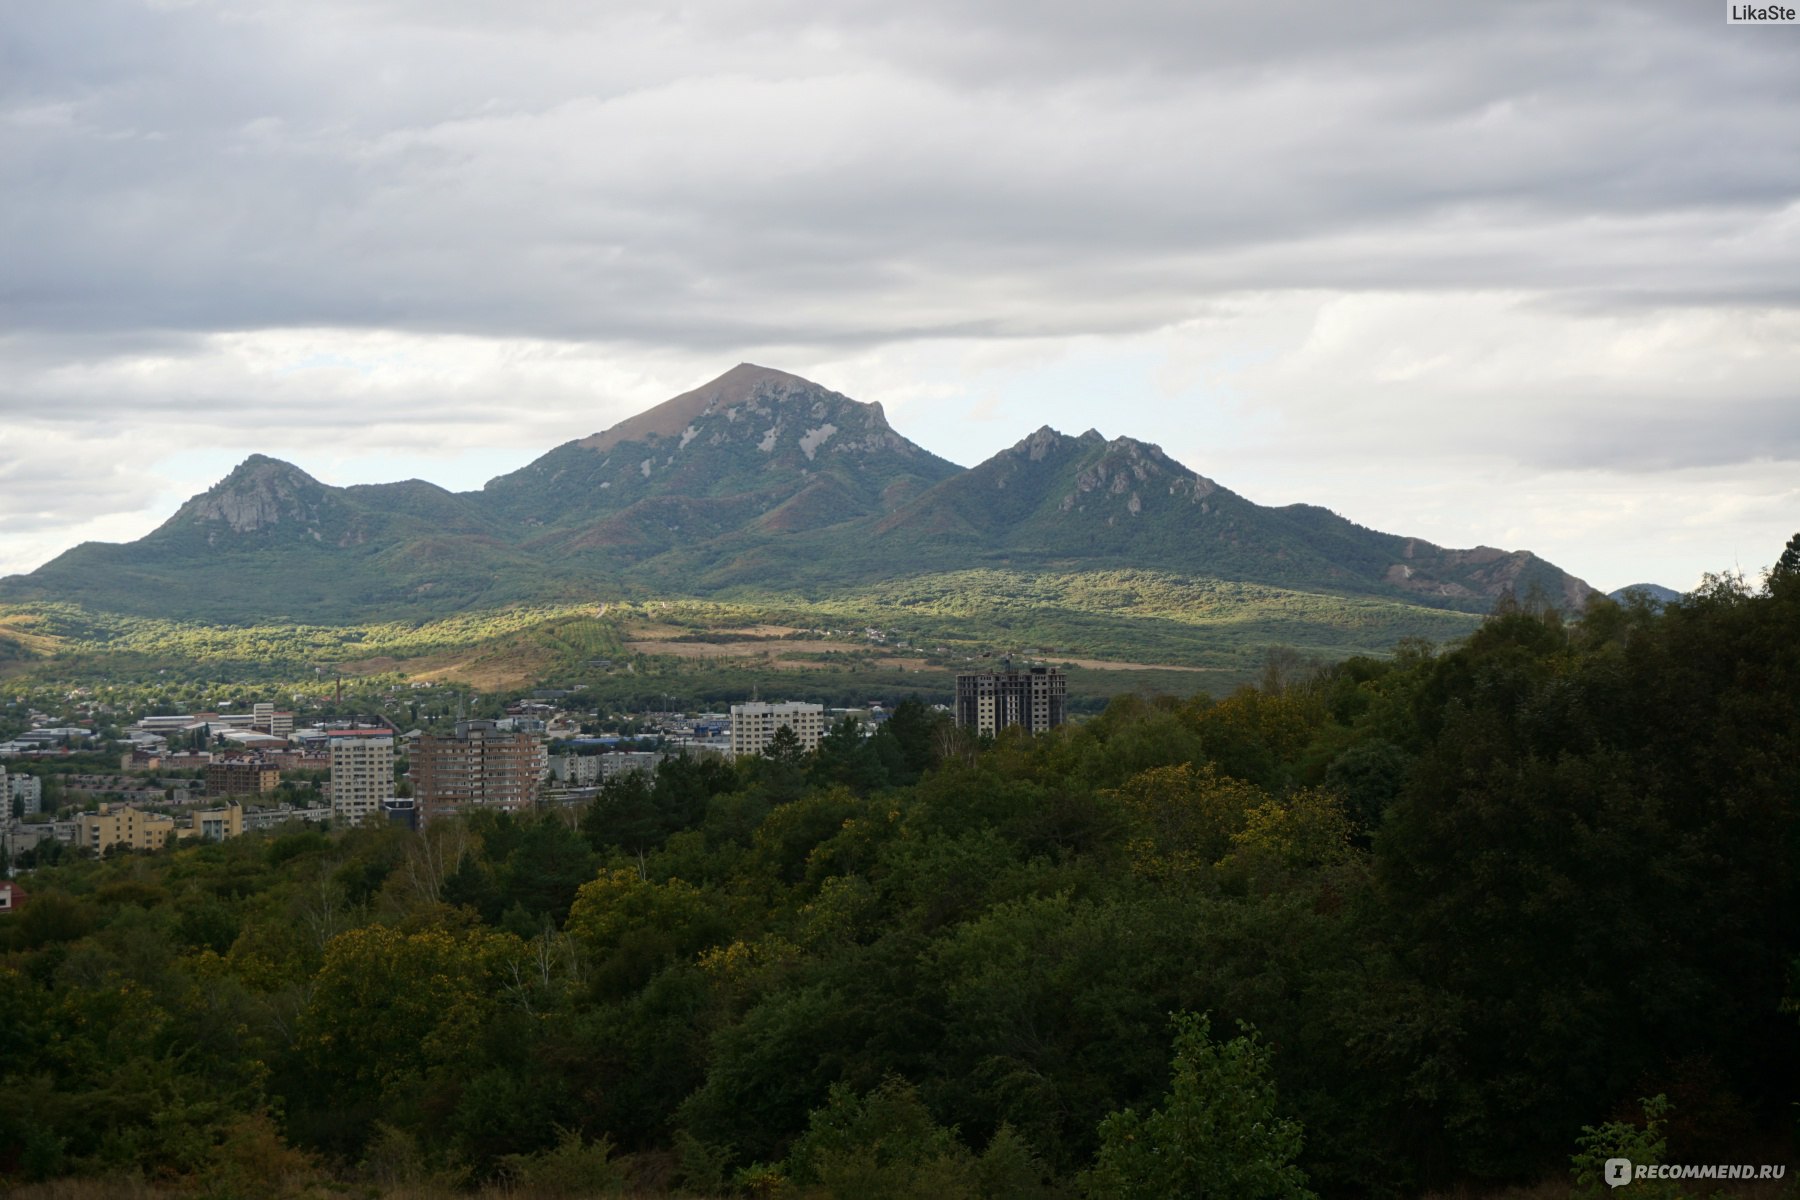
4,1,1795,343
0,431,169,533
0,0,1796,584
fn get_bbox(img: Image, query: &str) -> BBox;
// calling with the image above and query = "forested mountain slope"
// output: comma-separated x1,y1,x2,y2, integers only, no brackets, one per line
1,365,1595,625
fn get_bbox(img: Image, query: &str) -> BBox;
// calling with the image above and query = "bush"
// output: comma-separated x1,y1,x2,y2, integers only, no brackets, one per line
497,1126,624,1199
1082,1013,1313,1200
1570,1095,1677,1199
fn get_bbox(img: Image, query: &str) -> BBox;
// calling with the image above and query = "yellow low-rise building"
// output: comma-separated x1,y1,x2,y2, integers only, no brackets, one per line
177,804,246,843
76,804,177,855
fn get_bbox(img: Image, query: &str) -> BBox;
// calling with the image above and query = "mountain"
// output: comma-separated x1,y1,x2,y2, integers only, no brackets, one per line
1609,583,1683,607
8,456,557,618
881,428,1590,605
643,425,1595,610
481,363,959,560
0,365,1597,623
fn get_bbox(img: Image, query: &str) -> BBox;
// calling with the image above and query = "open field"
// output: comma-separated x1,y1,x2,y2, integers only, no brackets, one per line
1054,656,1227,673
0,568,1481,705
624,638,846,658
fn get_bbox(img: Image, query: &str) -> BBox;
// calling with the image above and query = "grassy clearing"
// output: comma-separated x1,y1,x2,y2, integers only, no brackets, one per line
0,568,1477,699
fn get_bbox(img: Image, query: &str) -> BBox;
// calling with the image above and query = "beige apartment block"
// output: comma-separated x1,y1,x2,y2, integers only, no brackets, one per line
329,732,396,828
76,804,177,855
729,701,825,757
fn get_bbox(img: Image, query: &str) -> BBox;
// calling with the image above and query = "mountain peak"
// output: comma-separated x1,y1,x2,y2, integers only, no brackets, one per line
1609,582,1682,606
1004,426,1145,464
475,365,959,538
1009,426,1080,462
223,454,319,483
1099,432,1163,455
174,455,331,535
579,363,879,453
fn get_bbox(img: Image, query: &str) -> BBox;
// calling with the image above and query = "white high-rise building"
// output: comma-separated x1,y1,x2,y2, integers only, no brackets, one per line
329,732,395,827
8,771,43,816
729,701,825,757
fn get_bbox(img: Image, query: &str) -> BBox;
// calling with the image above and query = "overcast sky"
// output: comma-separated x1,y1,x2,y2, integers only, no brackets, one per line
3,0,1797,594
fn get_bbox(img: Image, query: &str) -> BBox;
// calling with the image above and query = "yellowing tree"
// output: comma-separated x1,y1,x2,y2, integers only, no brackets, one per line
565,869,725,997
1220,786,1355,887
1105,763,1268,884
298,924,523,1095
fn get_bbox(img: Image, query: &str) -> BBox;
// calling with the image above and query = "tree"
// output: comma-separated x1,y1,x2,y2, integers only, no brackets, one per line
1106,762,1266,885
1377,587,1800,1176
783,1076,976,1198
1768,530,1800,595
747,724,809,804
1083,1013,1314,1200
777,1075,1060,1200
811,716,891,793
290,924,523,1154
880,697,943,784
1321,738,1409,835
1218,786,1353,891
565,868,725,998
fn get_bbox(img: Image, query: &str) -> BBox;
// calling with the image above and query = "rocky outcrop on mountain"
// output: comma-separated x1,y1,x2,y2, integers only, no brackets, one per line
177,455,330,539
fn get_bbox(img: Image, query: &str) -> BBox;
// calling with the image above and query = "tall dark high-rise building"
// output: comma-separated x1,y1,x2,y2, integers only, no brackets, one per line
412,720,544,823
954,666,1067,735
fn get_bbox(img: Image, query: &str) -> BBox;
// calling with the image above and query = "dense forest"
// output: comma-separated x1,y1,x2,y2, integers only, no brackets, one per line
3,554,1798,1198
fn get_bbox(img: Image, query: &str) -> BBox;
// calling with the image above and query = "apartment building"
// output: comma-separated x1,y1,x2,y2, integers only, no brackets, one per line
242,804,330,832
121,749,215,771
205,761,282,798
329,731,395,828
729,701,825,757
76,804,177,855
412,720,544,822
549,753,603,787
954,666,1067,736
0,767,32,816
